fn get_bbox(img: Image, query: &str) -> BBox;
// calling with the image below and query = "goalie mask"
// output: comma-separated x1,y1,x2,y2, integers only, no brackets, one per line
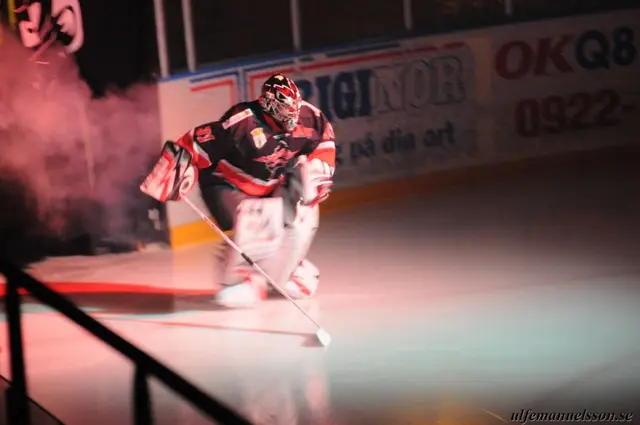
258,73,302,132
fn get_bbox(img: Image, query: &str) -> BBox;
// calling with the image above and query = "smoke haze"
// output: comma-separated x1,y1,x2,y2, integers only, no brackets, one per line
0,28,161,251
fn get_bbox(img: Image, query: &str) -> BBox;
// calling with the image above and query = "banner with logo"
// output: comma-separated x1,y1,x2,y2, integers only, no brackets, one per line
158,8,640,235
491,9,640,159
246,41,480,189
164,40,481,191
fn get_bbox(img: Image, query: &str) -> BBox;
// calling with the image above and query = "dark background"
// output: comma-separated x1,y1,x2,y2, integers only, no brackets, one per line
163,0,637,72
0,0,637,265
0,0,162,264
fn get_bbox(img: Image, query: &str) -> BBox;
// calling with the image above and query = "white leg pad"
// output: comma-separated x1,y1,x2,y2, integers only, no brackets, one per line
221,197,284,288
261,191,321,296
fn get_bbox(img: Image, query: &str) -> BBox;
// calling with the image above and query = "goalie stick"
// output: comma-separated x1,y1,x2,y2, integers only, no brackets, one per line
181,196,332,348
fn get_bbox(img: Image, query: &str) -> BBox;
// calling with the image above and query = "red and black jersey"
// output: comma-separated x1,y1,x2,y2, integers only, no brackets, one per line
175,100,336,196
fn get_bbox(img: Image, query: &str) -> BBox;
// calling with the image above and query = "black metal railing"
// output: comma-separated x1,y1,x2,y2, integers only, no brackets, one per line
0,374,64,425
0,258,253,425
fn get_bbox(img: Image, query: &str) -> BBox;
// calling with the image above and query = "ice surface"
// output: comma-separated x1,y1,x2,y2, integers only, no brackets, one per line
1,158,639,425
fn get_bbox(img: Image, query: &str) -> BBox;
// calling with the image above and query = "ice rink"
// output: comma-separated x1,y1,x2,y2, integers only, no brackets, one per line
2,152,640,425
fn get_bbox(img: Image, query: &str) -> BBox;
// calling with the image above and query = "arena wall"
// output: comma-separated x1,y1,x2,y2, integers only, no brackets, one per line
157,9,640,249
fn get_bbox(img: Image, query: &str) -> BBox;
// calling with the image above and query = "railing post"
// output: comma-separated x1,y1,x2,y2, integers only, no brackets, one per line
505,0,514,17
133,365,153,425
152,0,171,78
181,0,197,72
289,0,302,52
403,0,413,32
5,276,31,425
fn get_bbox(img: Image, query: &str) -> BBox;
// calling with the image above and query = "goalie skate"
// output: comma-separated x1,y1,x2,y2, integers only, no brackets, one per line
214,280,267,308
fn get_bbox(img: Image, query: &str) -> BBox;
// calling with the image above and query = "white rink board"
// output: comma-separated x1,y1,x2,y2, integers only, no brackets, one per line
158,9,640,230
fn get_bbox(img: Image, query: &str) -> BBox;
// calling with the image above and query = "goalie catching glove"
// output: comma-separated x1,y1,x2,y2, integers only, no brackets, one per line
140,141,198,202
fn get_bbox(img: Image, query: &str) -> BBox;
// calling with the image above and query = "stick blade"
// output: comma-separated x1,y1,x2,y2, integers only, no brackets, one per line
316,328,332,347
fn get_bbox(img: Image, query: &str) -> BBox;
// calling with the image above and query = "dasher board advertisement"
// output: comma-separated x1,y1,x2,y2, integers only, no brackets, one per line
491,9,640,159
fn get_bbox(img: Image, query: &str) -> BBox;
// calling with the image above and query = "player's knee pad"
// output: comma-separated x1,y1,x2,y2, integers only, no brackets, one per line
221,197,284,286
284,259,320,299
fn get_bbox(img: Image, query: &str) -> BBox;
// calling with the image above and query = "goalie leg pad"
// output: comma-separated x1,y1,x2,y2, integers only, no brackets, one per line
260,192,320,295
221,197,285,288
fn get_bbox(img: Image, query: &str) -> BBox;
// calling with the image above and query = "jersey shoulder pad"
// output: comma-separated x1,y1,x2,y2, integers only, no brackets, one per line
300,100,331,132
220,102,255,130
300,100,324,118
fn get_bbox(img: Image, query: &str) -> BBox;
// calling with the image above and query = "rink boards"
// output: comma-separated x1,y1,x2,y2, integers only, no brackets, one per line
158,8,640,248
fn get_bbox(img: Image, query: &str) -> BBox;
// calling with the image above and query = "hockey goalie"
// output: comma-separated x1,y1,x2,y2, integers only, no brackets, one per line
140,73,336,308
